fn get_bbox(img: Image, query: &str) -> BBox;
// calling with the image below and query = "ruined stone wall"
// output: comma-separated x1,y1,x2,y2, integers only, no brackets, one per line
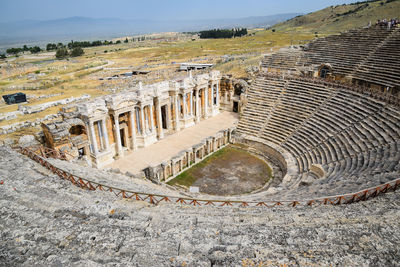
145,127,235,182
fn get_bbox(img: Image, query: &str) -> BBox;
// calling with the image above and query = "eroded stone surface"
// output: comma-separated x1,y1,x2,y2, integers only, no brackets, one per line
1,146,400,266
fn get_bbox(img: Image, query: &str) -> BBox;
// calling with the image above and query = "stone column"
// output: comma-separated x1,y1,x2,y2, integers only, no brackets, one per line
204,87,209,118
216,82,220,106
213,137,216,152
129,111,137,150
166,103,171,130
140,106,146,136
211,84,214,107
162,164,167,181
187,151,191,167
96,121,104,150
182,93,188,119
156,99,164,139
190,91,193,116
230,91,234,111
88,121,98,155
174,95,180,130
149,103,155,134
195,89,200,123
114,113,123,156
171,162,176,176
101,118,109,149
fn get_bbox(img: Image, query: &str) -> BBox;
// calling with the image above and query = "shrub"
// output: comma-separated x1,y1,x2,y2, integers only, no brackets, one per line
70,47,84,57
55,47,69,59
29,46,41,54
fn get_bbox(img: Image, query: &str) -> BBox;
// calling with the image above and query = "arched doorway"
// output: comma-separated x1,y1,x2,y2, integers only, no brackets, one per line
69,125,85,135
319,64,332,79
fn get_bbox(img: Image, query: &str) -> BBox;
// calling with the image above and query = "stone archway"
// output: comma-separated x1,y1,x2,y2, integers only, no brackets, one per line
318,64,333,79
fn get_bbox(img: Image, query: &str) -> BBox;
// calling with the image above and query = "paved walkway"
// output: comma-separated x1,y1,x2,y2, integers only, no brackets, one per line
106,111,238,174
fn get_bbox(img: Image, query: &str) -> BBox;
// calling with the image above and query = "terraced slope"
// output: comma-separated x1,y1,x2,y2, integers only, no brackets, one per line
262,27,400,89
1,146,400,266
237,75,400,197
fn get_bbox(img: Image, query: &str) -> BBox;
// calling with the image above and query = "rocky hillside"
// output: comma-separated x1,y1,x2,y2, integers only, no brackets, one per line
1,146,400,266
272,0,400,33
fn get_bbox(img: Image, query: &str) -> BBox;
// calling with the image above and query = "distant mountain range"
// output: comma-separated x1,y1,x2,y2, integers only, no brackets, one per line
0,13,300,50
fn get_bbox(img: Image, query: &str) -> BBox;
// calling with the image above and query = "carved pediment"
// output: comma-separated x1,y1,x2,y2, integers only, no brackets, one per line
92,108,107,117
77,99,107,117
116,100,136,110
196,74,210,86
106,92,138,110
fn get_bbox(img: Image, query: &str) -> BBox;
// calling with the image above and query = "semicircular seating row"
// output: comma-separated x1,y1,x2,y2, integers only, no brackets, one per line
237,75,400,188
261,27,400,89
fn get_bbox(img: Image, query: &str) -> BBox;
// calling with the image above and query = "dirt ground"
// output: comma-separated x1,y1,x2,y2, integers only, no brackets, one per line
188,146,271,196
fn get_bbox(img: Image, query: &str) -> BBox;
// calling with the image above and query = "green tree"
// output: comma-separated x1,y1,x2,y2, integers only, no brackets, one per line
0,54,6,59
46,43,57,51
116,40,122,44
55,47,68,59
124,37,129,43
6,47,23,55
29,46,41,53
70,47,84,57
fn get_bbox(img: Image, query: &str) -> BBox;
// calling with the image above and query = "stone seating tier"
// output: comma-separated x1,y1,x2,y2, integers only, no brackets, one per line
261,28,400,89
237,74,400,192
1,146,400,266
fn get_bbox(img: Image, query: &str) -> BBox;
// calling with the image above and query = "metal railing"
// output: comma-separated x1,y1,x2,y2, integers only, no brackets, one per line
17,146,399,208
29,145,74,160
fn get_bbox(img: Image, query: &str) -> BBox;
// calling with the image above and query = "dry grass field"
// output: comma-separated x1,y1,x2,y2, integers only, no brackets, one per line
0,29,315,140
273,0,400,33
1,0,397,141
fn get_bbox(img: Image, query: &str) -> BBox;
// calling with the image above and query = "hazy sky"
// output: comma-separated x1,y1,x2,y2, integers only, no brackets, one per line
1,0,359,22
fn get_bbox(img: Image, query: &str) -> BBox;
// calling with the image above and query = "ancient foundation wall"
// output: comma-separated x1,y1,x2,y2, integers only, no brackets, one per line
144,127,236,182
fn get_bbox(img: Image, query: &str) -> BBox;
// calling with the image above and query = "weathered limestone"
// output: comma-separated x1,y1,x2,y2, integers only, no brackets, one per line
144,128,235,182
236,73,400,196
219,75,249,116
261,27,400,96
1,146,400,266
41,117,90,159
41,71,245,169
